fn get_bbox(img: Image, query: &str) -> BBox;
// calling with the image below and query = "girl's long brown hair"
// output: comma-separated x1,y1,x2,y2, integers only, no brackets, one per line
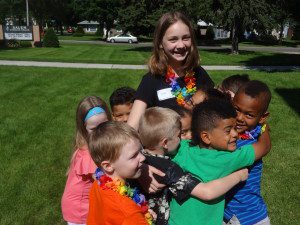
148,11,200,75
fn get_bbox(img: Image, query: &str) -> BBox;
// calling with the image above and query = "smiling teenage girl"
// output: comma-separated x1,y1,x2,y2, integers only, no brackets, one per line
127,11,214,130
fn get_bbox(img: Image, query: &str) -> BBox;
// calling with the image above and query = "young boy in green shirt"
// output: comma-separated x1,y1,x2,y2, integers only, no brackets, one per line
169,99,271,225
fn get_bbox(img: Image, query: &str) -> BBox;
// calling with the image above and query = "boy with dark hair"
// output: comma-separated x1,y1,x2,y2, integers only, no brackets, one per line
224,80,272,225
109,86,136,122
139,107,249,225
219,74,250,99
168,99,271,225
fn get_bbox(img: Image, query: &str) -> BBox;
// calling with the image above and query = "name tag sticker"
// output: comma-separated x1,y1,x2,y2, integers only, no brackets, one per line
157,88,175,101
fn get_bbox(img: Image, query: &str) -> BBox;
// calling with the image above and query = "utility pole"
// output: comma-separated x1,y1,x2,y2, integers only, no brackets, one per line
26,0,29,26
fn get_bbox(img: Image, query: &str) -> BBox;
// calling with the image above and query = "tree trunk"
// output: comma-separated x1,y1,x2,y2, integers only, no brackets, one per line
60,23,63,36
279,22,284,45
231,20,239,54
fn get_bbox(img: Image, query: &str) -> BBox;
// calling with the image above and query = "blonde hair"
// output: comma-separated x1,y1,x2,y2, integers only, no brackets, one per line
139,107,181,149
148,11,200,75
89,121,140,167
67,96,112,174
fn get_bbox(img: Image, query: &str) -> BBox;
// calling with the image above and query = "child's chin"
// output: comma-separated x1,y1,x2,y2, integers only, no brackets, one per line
228,144,237,151
132,169,142,179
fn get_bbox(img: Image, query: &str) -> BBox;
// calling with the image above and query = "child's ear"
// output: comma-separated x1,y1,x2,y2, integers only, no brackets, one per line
200,131,211,145
160,137,168,149
259,111,269,124
100,160,114,173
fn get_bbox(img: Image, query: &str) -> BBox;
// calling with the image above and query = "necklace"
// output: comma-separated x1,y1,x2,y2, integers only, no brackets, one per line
95,168,153,225
238,124,266,140
165,66,197,106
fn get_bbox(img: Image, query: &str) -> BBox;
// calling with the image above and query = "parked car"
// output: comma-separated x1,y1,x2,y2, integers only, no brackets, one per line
67,27,75,33
107,34,138,43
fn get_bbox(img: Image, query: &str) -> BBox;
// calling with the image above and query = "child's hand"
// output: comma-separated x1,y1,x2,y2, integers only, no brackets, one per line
184,90,207,111
148,209,157,222
138,164,166,193
234,168,249,182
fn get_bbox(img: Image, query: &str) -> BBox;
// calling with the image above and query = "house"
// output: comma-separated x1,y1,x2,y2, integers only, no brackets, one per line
197,20,230,40
77,21,99,33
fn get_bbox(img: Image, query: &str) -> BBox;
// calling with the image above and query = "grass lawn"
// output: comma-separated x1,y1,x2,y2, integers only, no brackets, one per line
0,43,299,66
58,35,102,41
0,66,299,224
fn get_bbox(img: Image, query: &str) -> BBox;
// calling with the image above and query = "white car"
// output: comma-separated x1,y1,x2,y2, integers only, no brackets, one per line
107,34,138,43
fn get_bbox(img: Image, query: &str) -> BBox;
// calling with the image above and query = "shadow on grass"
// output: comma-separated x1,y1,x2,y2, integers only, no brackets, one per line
275,88,300,115
201,48,300,71
124,46,152,52
242,54,300,67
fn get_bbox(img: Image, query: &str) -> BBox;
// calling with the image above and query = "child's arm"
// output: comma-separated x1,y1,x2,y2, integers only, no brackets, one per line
252,124,271,160
185,90,206,111
190,168,248,201
127,100,147,130
138,164,166,193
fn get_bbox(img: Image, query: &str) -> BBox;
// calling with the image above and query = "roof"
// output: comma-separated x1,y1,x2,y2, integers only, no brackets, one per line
77,20,99,25
197,20,213,26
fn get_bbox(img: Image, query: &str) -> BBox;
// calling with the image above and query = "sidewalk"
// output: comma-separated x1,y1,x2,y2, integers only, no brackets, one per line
60,40,300,54
0,60,299,71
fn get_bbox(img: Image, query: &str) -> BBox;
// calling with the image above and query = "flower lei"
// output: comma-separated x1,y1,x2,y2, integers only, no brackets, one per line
95,168,153,225
165,66,197,106
239,124,266,140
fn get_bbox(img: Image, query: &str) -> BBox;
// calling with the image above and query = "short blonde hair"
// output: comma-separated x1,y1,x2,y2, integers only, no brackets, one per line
88,121,140,167
139,107,181,149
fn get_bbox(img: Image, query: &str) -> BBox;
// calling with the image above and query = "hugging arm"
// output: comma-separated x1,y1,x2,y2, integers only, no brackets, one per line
138,164,166,193
127,100,147,130
190,168,248,201
252,124,271,160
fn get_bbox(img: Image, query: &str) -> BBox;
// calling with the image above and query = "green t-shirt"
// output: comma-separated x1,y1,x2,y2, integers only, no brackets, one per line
169,140,255,225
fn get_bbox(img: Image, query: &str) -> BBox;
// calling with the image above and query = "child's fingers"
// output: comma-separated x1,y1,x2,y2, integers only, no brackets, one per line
149,165,165,177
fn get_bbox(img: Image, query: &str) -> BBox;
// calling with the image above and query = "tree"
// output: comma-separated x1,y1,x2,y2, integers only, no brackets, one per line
118,0,207,36
212,0,272,54
82,0,120,38
0,0,26,25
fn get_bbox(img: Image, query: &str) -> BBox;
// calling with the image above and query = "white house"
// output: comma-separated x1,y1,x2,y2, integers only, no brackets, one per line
197,20,230,40
77,20,99,33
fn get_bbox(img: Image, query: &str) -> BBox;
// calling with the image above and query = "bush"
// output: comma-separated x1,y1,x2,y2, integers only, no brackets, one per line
43,28,59,47
0,40,5,48
258,33,278,45
291,24,300,40
20,41,32,48
205,26,215,40
34,41,43,48
6,39,20,48
95,26,103,37
73,26,85,37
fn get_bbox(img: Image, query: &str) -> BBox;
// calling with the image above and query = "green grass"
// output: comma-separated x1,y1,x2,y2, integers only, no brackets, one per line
0,43,299,66
0,66,299,224
58,35,102,41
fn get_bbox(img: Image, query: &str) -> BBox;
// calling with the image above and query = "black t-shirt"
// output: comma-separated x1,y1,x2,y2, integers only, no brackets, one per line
136,66,214,108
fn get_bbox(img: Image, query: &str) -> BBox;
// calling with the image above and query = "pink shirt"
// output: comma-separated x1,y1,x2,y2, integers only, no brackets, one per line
61,146,97,223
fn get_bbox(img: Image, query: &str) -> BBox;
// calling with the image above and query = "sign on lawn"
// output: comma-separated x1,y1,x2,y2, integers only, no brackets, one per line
4,26,33,40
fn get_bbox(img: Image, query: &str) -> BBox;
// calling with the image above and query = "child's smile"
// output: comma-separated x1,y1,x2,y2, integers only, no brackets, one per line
233,92,267,134
161,20,192,68
208,118,238,151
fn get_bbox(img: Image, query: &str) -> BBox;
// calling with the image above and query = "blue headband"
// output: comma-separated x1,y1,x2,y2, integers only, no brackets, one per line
84,107,105,122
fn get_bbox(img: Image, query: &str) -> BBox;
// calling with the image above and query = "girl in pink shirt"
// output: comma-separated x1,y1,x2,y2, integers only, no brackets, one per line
61,96,112,225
